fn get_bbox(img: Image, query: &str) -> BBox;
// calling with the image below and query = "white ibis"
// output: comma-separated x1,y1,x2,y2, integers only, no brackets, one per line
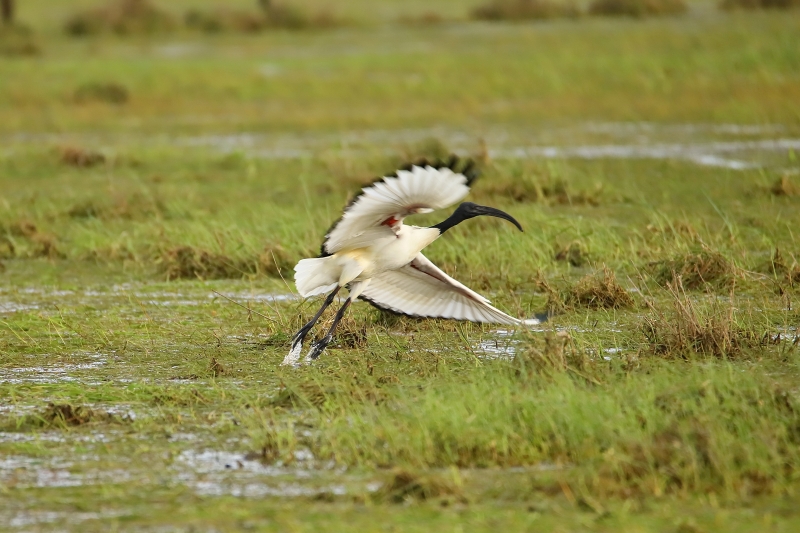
282,157,523,365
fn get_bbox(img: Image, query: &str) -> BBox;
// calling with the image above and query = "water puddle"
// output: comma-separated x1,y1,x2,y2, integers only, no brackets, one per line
0,284,295,317
3,122,796,169
478,328,518,359
494,138,800,170
2,510,125,529
0,356,108,385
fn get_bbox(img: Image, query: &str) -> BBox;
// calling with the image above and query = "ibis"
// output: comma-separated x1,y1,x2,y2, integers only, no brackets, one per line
282,157,524,366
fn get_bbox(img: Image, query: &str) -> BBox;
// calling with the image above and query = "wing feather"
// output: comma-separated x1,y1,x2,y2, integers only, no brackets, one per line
358,253,520,325
322,158,479,256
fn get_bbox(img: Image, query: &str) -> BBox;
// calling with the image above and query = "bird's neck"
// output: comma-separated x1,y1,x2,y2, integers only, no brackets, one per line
431,210,468,234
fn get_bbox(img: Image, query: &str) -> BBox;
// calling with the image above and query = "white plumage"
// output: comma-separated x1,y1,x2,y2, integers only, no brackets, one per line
283,159,524,365
322,165,471,255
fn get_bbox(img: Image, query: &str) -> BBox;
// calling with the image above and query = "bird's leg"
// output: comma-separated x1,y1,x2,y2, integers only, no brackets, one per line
306,297,352,361
282,286,340,366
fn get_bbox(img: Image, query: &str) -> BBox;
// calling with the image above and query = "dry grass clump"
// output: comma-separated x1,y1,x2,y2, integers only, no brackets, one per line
770,175,799,196
2,403,126,430
0,24,40,56
185,2,338,33
160,246,239,280
60,146,106,167
209,356,226,377
758,248,800,290
67,193,165,220
651,249,737,290
73,82,129,105
480,173,601,205
396,12,446,26
159,243,292,280
0,220,63,259
65,0,176,36
642,284,760,358
534,268,634,313
374,468,464,504
471,0,581,20
42,403,98,426
720,0,799,9
564,267,635,309
588,0,687,17
514,331,589,375
324,314,369,349
398,138,453,165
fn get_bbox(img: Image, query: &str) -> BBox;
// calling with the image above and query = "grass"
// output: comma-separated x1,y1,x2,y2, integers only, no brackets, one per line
1,2,800,531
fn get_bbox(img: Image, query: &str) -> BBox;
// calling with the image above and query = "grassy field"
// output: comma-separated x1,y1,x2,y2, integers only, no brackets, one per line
2,1,800,531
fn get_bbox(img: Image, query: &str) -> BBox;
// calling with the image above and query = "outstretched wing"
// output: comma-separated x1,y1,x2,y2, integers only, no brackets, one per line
321,158,479,256
358,253,520,325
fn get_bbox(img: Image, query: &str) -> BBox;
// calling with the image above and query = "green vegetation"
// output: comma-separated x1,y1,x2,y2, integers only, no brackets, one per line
1,1,800,531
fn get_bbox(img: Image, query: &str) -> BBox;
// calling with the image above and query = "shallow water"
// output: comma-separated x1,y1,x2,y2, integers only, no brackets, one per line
3,122,797,169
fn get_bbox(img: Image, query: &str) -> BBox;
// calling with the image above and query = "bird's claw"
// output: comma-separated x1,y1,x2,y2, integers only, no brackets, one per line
306,335,332,361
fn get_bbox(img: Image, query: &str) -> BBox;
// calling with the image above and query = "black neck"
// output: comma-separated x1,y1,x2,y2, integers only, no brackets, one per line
432,207,469,234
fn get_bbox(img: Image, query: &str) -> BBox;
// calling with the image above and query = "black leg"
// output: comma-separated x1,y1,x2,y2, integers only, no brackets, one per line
307,297,352,361
282,286,340,365
291,286,340,350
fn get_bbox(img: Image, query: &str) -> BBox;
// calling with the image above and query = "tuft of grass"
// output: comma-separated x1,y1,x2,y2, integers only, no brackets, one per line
651,249,737,290
73,82,129,105
554,241,588,267
209,356,226,377
513,330,585,375
770,175,799,196
759,248,800,291
67,192,165,221
59,146,106,167
64,0,176,36
0,23,39,56
471,0,581,21
158,242,292,280
158,246,249,280
185,2,339,33
185,9,267,34
641,283,764,358
0,220,63,259
720,0,800,9
2,403,125,430
260,2,339,30
564,267,635,309
588,0,687,17
396,12,447,26
374,468,464,503
477,172,601,206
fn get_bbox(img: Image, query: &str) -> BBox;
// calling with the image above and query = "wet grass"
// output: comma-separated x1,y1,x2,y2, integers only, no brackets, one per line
1,2,800,532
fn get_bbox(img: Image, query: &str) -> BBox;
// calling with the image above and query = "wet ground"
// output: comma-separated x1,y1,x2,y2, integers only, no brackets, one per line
4,122,798,170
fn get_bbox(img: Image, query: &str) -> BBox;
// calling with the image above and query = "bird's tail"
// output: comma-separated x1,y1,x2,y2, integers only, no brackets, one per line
294,257,338,297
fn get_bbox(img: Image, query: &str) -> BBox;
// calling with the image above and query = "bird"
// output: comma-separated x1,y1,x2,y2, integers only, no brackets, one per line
282,157,524,366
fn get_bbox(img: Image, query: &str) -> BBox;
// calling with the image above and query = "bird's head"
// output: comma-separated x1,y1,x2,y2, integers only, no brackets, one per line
433,202,523,234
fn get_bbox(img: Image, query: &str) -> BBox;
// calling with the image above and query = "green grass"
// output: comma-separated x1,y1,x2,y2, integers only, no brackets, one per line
2,2,800,531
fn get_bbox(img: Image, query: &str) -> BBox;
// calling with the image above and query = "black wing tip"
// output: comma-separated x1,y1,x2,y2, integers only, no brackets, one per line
393,155,480,185
358,294,415,317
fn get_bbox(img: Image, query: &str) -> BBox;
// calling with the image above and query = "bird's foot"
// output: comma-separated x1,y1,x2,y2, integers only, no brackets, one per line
305,335,332,362
281,336,305,367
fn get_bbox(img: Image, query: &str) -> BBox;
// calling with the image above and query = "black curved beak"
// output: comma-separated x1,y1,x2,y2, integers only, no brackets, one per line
473,204,524,232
